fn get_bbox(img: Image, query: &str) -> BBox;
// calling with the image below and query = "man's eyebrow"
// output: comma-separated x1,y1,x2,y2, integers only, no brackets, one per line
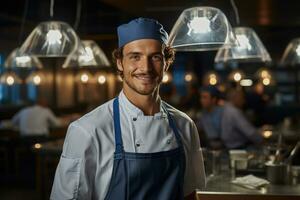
124,51,164,57
150,52,163,56
124,52,142,56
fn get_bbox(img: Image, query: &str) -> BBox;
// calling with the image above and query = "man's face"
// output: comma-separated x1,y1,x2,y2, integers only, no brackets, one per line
200,91,216,110
117,39,167,96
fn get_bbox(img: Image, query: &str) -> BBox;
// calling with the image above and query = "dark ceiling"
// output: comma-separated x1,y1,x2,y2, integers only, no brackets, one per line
1,0,300,62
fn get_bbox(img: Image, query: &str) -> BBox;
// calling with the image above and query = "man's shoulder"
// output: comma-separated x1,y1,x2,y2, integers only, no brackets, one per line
223,103,240,113
71,99,114,131
163,101,194,125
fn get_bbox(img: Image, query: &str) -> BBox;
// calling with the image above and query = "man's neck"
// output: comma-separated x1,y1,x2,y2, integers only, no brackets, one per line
123,86,160,116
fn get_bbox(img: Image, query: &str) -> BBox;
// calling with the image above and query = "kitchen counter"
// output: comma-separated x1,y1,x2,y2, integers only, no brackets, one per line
193,171,300,200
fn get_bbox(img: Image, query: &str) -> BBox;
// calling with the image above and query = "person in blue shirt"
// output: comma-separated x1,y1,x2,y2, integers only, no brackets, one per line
197,86,263,150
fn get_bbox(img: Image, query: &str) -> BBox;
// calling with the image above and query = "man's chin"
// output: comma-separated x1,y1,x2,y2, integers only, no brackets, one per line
136,88,156,95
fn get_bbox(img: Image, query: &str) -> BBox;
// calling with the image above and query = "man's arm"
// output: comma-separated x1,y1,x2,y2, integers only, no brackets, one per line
11,111,21,126
232,108,263,144
50,123,97,199
184,122,206,197
46,109,61,127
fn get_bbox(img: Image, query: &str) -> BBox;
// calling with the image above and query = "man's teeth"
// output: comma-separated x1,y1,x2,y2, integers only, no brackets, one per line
136,75,152,79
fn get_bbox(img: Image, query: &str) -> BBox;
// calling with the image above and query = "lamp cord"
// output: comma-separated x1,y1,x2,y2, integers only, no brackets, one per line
50,0,54,18
74,0,82,30
19,0,29,46
230,0,240,25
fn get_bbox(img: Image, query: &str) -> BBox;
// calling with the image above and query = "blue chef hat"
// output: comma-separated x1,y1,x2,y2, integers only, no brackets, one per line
117,17,168,48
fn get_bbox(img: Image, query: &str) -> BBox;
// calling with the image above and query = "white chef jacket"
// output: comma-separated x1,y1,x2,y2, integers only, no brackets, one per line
51,91,206,200
12,105,61,136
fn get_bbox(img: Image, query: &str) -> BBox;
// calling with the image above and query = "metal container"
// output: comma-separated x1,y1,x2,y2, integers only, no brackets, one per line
291,165,300,185
265,162,288,184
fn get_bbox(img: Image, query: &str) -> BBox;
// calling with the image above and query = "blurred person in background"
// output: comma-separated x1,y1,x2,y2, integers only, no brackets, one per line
12,97,61,136
197,86,263,150
246,82,269,126
227,88,246,110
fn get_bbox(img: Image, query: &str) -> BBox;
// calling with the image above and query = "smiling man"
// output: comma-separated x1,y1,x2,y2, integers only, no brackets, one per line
51,18,205,200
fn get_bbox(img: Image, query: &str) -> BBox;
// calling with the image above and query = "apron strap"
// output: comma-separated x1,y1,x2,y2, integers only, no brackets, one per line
113,97,124,154
161,102,183,147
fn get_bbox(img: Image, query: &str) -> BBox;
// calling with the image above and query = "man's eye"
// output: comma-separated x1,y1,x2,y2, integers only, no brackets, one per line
130,55,140,60
152,55,163,61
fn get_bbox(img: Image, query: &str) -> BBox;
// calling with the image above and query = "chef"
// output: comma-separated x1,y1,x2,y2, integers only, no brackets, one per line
51,17,205,200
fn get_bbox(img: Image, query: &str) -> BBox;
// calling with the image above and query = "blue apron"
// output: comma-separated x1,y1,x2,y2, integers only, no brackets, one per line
104,97,185,200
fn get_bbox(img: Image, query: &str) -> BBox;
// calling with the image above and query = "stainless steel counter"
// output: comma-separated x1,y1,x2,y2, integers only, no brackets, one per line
201,173,300,195
193,172,300,200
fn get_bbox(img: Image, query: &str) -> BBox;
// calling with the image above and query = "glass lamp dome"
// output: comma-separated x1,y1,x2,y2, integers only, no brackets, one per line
215,27,272,63
168,7,236,51
19,21,80,57
4,48,43,69
63,40,111,68
280,38,300,66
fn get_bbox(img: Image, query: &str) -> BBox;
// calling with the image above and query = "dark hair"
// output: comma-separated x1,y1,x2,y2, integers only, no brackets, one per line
112,45,175,77
200,86,221,99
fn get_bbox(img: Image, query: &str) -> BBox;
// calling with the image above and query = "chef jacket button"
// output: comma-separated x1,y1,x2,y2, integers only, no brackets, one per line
133,117,137,121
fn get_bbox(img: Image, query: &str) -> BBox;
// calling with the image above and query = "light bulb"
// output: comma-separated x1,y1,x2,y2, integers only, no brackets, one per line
6,76,15,85
34,143,42,149
162,74,170,83
260,70,270,78
46,30,62,45
188,17,211,34
209,74,217,79
262,78,270,86
33,75,41,85
79,47,94,63
209,77,217,85
185,74,193,82
236,34,252,50
16,56,31,66
233,73,242,82
97,75,106,84
296,45,300,56
80,73,89,83
240,79,253,87
263,130,272,138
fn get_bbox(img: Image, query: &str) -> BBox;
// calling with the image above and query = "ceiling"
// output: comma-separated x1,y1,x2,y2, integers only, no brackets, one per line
1,0,300,62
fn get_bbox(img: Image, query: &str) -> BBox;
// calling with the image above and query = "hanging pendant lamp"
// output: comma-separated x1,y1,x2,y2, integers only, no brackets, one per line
19,21,80,57
62,40,111,68
280,38,300,66
168,6,236,51
215,27,272,63
5,48,43,68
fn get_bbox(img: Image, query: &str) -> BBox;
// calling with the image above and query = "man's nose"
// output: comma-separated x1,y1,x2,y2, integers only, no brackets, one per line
140,57,153,72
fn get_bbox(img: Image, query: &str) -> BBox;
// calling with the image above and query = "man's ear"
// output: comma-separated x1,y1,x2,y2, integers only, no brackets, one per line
116,59,123,72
